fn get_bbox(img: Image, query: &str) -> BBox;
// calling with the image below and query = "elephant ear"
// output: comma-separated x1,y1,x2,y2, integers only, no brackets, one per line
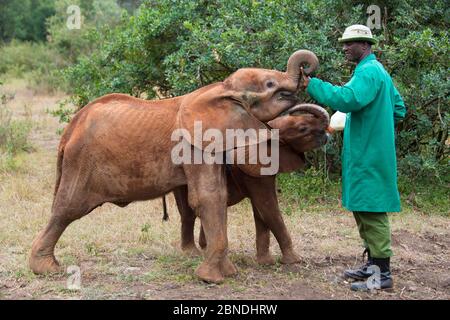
278,144,306,173
235,141,305,177
178,83,271,152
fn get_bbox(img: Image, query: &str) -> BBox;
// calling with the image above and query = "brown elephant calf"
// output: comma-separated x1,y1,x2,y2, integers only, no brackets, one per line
28,50,320,283
173,104,330,264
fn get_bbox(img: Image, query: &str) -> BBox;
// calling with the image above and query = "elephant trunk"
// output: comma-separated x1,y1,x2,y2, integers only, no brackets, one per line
286,103,330,128
286,50,319,88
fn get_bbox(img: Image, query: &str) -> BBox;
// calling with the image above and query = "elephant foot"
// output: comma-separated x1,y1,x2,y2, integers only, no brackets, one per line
256,254,276,265
195,262,224,284
29,253,62,274
181,244,202,257
220,257,238,277
280,251,301,264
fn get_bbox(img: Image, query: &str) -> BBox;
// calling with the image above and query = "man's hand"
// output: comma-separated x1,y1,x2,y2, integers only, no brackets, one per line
299,67,311,89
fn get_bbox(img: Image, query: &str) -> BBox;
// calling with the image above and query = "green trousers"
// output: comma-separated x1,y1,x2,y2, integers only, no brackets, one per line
353,211,393,258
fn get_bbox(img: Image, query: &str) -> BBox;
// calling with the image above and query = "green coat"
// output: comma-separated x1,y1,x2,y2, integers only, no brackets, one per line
307,53,406,212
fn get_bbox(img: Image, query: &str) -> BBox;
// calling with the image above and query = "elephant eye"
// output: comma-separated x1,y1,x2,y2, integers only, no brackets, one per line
266,81,275,88
299,127,308,134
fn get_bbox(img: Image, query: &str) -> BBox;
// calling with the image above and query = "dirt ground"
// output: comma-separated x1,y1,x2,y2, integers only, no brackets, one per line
0,81,449,300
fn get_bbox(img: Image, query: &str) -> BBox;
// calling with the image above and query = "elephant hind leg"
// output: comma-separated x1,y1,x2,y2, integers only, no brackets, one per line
252,204,276,265
246,176,301,265
173,186,201,256
29,214,69,274
29,184,99,274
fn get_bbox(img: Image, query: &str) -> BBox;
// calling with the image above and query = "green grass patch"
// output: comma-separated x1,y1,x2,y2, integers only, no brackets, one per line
398,176,450,216
277,168,449,216
139,254,203,283
277,168,341,211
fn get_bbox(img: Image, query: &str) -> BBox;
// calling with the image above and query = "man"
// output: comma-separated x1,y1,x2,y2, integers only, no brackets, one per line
301,24,406,291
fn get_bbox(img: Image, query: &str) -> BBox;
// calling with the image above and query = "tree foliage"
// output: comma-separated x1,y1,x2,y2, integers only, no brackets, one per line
45,0,126,63
0,0,56,42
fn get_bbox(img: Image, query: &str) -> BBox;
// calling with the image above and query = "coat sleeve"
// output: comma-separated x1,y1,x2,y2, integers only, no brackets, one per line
393,85,406,125
306,67,381,113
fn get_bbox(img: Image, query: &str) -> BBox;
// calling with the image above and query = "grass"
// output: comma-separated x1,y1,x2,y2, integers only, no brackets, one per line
0,79,448,300
398,176,450,216
277,169,450,217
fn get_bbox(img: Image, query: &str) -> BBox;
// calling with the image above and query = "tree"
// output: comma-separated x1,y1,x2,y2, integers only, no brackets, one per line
0,0,55,42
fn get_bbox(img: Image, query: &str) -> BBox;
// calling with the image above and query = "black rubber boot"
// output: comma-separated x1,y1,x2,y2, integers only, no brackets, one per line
344,248,374,280
350,257,393,291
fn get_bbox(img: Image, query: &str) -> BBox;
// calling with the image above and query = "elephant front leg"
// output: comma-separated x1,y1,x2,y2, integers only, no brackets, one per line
196,223,236,276
184,163,236,283
195,196,236,282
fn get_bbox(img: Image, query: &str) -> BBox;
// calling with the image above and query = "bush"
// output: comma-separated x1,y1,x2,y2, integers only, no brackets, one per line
0,40,63,91
277,168,341,211
384,28,449,180
0,94,33,172
0,0,56,42
0,0,130,92
46,0,126,64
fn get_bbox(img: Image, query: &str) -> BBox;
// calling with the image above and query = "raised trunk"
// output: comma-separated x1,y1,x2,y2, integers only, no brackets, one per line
285,103,329,128
286,50,319,87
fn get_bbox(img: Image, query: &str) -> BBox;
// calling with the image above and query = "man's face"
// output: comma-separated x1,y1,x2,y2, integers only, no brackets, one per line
342,41,368,62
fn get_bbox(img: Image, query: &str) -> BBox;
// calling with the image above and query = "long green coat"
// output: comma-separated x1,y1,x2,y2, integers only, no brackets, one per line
307,53,406,212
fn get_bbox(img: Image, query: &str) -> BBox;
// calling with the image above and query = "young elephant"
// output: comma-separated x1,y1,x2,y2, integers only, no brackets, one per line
173,103,330,265
29,50,319,284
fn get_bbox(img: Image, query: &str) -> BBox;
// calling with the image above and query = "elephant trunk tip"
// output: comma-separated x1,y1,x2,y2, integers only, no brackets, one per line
286,49,319,87
286,103,330,127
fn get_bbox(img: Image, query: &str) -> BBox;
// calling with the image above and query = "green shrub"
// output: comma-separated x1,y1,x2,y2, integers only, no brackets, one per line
46,0,126,64
0,0,129,92
0,94,33,172
0,0,55,42
0,40,64,92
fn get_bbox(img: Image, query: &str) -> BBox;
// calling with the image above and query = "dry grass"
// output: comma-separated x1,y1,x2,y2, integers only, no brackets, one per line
0,80,449,300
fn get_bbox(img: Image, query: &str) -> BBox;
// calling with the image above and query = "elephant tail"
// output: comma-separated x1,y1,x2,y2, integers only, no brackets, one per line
54,147,63,196
52,113,78,208
51,143,64,210
162,195,169,221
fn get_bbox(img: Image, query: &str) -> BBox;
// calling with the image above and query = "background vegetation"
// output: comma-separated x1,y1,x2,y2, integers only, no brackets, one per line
0,0,448,213
0,88,33,172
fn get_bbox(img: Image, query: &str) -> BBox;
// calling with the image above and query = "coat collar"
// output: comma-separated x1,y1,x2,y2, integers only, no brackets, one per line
356,53,376,69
